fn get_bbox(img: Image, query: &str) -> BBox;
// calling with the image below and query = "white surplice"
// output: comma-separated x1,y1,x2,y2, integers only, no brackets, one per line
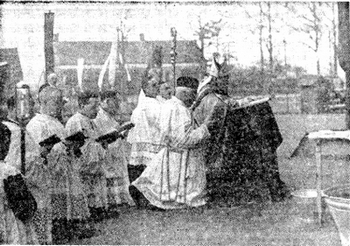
1,120,39,244
27,113,90,220
127,90,163,166
94,107,134,206
25,113,65,244
0,157,38,245
133,97,210,209
2,119,37,172
65,112,108,209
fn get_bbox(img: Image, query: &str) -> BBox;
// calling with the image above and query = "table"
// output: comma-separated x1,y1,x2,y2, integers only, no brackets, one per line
308,130,350,225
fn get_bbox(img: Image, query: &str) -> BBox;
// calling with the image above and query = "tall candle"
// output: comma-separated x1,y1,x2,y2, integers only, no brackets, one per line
19,99,24,117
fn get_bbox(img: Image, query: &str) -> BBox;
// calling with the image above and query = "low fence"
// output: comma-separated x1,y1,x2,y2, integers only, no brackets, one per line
260,93,344,115
125,93,342,115
270,94,302,114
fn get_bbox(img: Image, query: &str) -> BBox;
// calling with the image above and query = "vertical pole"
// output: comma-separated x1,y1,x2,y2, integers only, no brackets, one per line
121,29,126,95
332,3,338,76
0,6,4,47
173,59,176,91
315,140,323,226
338,2,350,128
283,39,287,67
16,87,26,175
44,12,55,84
20,123,25,175
117,28,121,93
346,71,350,129
171,28,177,94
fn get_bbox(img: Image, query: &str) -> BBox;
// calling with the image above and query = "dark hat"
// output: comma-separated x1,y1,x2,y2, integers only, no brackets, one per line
95,122,134,145
176,77,199,90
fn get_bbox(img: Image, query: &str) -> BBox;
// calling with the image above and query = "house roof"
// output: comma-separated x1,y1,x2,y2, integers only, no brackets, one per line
54,41,112,66
54,40,203,66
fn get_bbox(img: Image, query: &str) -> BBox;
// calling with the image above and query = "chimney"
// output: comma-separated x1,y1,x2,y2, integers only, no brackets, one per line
140,33,145,41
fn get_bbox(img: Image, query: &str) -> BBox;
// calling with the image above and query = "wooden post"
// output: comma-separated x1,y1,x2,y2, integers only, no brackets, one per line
346,71,350,129
315,140,323,226
44,12,55,84
338,3,350,129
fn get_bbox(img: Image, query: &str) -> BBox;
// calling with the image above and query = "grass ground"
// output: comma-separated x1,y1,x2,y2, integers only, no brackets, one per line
71,113,347,246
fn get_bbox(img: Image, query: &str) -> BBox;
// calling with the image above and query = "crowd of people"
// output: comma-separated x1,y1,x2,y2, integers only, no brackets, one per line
0,54,290,244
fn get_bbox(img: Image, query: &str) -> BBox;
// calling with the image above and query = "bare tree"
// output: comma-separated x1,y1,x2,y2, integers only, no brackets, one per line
240,3,265,72
287,2,324,75
320,2,338,76
266,2,273,71
194,15,223,68
259,2,265,73
332,2,338,76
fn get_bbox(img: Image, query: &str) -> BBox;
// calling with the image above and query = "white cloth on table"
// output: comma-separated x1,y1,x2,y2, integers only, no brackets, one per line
308,130,350,141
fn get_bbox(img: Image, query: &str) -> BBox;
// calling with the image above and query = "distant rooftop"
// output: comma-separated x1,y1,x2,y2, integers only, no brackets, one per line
54,40,203,66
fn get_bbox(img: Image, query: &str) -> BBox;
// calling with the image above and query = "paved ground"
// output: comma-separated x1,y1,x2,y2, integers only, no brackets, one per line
68,113,347,245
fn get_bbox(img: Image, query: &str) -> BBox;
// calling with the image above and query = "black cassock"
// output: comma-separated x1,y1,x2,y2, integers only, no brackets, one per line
203,97,289,204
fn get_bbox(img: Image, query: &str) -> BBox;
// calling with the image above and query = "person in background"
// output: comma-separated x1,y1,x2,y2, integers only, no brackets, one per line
46,73,66,123
65,91,108,222
94,90,135,214
47,73,58,88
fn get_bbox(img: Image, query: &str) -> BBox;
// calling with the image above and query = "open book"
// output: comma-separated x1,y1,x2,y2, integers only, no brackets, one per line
39,134,61,147
95,122,135,145
39,131,88,147
65,131,88,143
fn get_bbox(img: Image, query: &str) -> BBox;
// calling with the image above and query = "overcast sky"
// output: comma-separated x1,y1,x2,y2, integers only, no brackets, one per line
0,2,345,87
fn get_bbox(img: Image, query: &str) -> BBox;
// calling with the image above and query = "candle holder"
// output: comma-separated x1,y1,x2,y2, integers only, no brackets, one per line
15,84,31,175
16,85,31,122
